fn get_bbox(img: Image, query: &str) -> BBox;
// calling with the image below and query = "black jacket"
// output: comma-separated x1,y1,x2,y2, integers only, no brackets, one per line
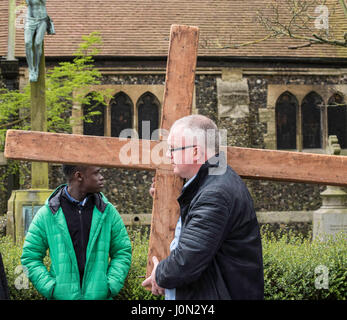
155,153,264,300
0,252,10,300
48,185,107,286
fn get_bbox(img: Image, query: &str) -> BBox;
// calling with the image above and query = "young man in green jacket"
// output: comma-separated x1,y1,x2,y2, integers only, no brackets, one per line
21,165,132,300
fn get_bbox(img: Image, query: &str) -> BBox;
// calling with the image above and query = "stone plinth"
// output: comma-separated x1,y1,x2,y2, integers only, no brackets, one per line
313,186,347,240
7,189,52,242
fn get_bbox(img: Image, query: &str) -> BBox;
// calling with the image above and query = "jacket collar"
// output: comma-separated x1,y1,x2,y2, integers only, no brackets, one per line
48,184,108,215
177,152,227,204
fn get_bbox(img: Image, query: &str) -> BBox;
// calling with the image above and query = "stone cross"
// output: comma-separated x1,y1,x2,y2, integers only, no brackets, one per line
30,43,49,189
4,25,347,280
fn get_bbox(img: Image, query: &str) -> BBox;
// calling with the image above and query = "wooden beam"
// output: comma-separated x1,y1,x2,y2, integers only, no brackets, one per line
227,146,347,187
147,168,183,266
5,129,347,187
4,129,170,171
160,25,199,132
146,25,200,278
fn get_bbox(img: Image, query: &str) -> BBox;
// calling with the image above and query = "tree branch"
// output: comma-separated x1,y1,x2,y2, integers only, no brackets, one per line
0,114,30,129
257,0,347,49
216,34,272,49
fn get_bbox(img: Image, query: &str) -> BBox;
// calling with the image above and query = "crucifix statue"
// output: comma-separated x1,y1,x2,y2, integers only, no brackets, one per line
5,25,347,282
25,0,55,82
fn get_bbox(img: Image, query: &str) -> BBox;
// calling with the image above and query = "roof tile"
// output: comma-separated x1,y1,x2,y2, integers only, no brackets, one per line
0,0,346,58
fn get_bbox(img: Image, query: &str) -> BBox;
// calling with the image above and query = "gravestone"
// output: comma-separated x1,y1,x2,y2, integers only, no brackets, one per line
313,136,347,240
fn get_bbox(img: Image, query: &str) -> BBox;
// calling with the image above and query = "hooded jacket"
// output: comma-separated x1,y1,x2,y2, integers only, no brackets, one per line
21,185,132,300
155,154,264,300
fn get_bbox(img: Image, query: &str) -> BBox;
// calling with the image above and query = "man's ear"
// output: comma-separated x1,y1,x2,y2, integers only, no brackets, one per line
74,170,83,182
194,145,205,164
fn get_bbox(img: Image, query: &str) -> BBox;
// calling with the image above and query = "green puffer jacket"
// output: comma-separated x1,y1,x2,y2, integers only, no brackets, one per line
21,185,132,300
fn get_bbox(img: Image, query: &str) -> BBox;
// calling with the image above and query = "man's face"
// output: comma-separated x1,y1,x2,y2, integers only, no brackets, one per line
80,166,105,193
167,127,198,179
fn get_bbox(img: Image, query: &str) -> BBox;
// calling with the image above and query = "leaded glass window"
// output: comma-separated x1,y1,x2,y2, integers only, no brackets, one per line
302,92,323,149
137,92,160,140
328,93,347,149
275,91,297,149
83,93,105,136
110,92,133,137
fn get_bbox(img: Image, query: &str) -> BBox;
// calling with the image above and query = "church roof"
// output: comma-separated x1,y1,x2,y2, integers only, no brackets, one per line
0,0,346,59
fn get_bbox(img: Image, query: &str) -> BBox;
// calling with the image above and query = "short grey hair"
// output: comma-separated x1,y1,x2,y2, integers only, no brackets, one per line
170,115,220,154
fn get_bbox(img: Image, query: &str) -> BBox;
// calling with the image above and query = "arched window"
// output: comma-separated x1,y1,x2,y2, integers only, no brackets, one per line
328,93,347,149
275,91,297,149
110,92,133,137
137,92,160,140
83,92,105,136
301,92,323,149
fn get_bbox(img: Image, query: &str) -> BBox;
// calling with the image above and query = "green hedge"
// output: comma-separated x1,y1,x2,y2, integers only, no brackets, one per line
262,229,346,300
0,236,45,300
117,229,164,300
0,229,345,300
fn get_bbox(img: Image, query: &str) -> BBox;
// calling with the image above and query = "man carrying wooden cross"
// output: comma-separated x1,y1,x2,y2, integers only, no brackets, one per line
142,114,264,300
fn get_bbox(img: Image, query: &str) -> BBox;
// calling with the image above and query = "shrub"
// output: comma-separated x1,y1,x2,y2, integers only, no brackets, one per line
262,229,346,300
0,229,345,300
0,236,45,300
0,230,163,300
117,228,163,300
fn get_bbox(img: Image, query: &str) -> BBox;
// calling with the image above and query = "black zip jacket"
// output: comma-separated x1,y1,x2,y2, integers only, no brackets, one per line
49,185,107,286
155,153,264,300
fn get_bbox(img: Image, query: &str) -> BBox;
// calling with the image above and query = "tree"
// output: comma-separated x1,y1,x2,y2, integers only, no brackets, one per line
0,31,111,191
257,0,347,49
202,0,347,50
0,31,110,145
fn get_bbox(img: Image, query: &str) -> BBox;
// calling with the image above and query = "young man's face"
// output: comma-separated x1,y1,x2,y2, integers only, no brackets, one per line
79,166,105,193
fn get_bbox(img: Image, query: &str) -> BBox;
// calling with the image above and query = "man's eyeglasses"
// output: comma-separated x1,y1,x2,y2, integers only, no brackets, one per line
168,145,196,155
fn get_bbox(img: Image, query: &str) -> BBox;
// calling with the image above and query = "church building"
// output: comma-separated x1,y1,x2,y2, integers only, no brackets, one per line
0,0,346,232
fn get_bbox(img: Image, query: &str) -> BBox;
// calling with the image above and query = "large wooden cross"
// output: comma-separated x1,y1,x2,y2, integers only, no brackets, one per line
4,25,347,281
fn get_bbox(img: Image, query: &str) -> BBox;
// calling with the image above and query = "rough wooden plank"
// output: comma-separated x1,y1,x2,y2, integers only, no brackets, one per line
146,25,199,278
227,146,347,187
4,129,170,171
6,129,347,187
146,169,182,272
160,24,199,131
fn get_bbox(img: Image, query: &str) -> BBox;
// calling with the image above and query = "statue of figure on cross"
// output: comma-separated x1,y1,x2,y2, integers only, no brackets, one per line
24,0,55,82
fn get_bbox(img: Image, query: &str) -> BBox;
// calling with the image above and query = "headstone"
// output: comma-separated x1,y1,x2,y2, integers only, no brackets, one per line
313,136,347,240
7,189,52,243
